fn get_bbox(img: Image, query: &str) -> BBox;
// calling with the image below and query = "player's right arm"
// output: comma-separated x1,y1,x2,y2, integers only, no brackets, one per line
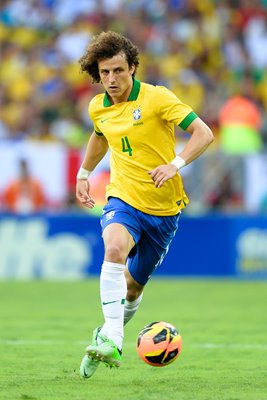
76,131,109,208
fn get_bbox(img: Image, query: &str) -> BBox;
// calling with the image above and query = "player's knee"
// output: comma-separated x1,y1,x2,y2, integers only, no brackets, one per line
127,284,143,301
104,243,127,264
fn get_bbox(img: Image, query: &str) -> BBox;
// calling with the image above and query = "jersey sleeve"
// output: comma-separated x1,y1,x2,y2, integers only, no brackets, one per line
154,86,198,129
88,97,104,136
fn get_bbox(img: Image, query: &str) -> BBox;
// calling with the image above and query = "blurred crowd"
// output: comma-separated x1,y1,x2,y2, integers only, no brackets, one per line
1,0,267,145
1,0,267,213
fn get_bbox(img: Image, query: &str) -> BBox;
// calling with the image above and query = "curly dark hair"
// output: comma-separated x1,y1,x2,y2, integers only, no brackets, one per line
79,31,140,83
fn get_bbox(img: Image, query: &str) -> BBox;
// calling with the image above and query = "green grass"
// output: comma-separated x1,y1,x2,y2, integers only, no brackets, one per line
0,279,267,400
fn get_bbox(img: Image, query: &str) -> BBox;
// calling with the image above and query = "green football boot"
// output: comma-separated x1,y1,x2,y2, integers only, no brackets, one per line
86,335,122,368
80,327,101,378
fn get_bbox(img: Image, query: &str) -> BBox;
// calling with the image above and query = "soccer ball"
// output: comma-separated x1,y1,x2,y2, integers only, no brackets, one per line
136,321,182,367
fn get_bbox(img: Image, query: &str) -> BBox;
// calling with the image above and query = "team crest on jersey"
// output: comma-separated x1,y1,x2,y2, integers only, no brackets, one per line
133,107,141,121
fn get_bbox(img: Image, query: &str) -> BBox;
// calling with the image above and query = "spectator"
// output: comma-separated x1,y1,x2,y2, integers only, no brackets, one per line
3,159,46,214
218,92,263,154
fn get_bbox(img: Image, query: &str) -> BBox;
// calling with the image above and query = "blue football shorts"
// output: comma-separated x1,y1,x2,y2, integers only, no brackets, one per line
100,197,181,286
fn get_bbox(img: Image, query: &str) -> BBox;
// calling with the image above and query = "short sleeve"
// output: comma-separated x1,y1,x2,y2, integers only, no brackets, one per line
88,97,103,136
154,86,198,128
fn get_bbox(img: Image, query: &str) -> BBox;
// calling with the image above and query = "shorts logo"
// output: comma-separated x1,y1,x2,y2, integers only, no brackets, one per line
105,211,115,221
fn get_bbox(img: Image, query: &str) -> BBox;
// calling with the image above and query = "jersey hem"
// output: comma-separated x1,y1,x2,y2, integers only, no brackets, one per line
106,194,188,216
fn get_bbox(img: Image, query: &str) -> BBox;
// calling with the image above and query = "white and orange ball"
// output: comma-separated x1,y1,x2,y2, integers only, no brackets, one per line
136,321,182,367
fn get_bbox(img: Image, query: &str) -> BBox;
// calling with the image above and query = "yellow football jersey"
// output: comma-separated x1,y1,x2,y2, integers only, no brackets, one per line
89,79,198,216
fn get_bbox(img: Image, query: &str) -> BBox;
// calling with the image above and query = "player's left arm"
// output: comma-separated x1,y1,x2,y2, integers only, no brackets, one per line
148,117,214,188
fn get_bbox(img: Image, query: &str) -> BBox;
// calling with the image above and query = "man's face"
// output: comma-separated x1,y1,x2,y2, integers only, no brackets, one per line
98,52,135,104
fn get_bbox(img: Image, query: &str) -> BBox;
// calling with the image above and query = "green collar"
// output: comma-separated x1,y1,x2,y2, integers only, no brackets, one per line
103,78,141,107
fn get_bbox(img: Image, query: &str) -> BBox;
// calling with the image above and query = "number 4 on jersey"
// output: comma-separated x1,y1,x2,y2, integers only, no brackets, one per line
121,136,133,156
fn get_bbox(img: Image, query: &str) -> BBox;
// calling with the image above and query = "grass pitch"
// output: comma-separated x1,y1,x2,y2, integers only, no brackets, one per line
0,279,266,400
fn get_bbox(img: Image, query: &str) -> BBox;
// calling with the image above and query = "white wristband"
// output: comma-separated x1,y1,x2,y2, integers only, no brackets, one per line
77,167,91,180
170,156,186,170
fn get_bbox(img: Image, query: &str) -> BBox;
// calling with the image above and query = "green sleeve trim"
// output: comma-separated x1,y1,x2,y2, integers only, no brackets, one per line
179,111,198,130
95,130,104,136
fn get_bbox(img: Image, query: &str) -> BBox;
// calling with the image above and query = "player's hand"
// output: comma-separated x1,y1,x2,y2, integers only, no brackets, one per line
76,179,95,208
148,164,178,188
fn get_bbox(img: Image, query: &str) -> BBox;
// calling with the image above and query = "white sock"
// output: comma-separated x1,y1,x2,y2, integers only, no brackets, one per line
124,293,143,325
99,261,127,350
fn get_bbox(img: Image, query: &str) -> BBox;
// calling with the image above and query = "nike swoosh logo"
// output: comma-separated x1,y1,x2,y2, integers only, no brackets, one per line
83,368,89,377
101,118,109,123
102,300,119,305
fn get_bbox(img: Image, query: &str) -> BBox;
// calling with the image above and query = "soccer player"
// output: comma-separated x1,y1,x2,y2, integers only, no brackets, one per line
76,31,214,378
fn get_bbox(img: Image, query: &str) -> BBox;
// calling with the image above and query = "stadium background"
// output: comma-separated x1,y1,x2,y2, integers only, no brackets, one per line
1,0,267,279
